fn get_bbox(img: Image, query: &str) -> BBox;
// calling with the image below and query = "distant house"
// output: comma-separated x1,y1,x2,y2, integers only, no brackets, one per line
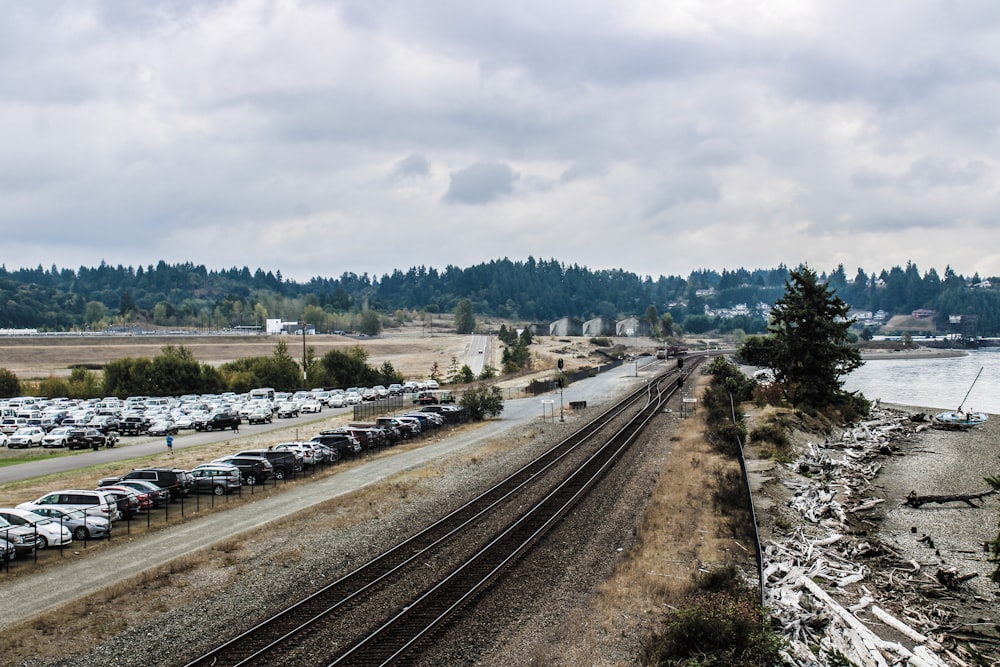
911,309,935,320
525,323,549,337
549,317,583,337
582,317,616,337
616,317,652,338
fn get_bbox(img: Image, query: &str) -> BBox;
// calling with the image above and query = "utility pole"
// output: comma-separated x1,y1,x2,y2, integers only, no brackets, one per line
302,321,307,386
558,357,564,422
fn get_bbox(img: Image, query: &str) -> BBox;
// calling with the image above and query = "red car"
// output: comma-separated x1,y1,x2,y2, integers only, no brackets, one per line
100,485,153,512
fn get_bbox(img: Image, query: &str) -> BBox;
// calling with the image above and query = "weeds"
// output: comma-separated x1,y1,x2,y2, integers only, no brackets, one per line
642,568,783,666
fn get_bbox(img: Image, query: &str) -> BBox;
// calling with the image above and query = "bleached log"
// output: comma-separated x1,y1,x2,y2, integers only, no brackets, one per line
848,498,885,513
797,576,948,667
870,604,942,651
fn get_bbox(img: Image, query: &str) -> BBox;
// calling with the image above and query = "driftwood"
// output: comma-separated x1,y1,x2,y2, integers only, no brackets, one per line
904,489,997,508
762,406,998,666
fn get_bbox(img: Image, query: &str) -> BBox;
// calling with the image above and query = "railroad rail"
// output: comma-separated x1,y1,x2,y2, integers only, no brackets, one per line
184,356,701,667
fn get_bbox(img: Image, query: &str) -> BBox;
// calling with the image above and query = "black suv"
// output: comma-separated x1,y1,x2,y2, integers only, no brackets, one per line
194,410,241,432
99,468,194,500
234,448,303,480
311,432,361,459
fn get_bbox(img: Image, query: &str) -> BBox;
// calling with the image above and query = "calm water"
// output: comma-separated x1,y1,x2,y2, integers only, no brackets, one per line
843,347,1000,414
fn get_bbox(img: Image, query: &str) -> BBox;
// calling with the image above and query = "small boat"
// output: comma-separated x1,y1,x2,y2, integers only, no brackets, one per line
931,409,988,430
932,367,988,430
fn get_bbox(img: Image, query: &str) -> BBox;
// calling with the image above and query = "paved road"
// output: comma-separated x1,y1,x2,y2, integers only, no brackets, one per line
0,362,660,631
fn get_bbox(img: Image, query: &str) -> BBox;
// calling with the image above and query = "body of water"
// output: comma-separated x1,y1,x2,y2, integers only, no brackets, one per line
843,347,1000,415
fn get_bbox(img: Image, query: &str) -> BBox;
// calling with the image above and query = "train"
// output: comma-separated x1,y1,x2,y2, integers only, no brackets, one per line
655,345,688,359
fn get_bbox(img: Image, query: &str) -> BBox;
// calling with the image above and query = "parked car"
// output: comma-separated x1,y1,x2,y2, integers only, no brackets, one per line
0,508,72,549
0,417,28,436
247,407,272,425
27,506,111,541
0,537,16,562
66,428,118,450
118,415,150,436
99,468,194,500
194,410,241,432
8,426,45,448
234,448,302,479
275,402,299,419
18,489,122,522
188,465,242,495
87,415,120,434
299,399,322,414
0,516,39,555
210,456,273,485
98,486,145,517
110,479,170,508
147,420,179,436
326,393,346,408
272,442,319,467
311,432,362,458
0,432,7,447
40,426,71,448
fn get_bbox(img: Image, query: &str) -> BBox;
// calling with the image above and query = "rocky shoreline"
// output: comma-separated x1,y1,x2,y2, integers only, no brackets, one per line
748,401,999,665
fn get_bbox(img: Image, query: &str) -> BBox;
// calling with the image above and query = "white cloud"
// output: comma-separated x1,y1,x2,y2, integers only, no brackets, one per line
1,0,1000,282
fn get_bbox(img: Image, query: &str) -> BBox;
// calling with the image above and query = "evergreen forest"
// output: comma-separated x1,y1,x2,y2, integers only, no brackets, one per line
1,258,998,336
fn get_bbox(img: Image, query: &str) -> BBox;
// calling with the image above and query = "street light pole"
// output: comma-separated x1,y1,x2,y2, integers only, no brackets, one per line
302,322,307,386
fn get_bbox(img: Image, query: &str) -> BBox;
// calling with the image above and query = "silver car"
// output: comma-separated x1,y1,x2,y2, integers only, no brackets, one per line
25,506,111,541
0,508,72,549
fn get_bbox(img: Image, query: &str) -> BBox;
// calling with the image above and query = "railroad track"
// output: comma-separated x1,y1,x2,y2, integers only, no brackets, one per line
184,356,700,667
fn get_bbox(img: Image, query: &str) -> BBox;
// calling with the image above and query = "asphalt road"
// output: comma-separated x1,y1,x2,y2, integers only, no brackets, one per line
0,361,659,631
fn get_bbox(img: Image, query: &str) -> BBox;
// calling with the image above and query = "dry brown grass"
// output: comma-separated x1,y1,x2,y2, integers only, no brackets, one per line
542,372,748,666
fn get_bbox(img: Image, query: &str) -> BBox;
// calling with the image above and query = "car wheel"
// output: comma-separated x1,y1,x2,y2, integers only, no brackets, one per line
36,535,49,549
273,469,285,480
245,475,256,486
73,526,89,540
213,485,225,496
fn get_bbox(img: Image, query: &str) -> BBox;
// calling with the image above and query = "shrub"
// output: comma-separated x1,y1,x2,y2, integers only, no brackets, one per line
590,337,611,347
749,423,790,449
642,588,783,666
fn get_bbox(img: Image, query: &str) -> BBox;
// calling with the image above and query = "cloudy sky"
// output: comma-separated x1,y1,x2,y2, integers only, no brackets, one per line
3,1,1000,283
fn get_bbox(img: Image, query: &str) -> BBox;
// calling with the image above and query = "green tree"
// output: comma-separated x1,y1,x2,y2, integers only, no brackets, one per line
454,298,476,334
478,364,497,380
84,301,107,327
459,384,505,420
0,368,21,397
645,304,659,337
738,265,864,411
359,310,382,336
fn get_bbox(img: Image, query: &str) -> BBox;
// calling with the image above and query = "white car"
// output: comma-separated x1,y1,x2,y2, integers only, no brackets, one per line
0,508,72,549
326,393,346,408
299,399,322,414
344,391,362,405
42,426,73,448
8,426,45,448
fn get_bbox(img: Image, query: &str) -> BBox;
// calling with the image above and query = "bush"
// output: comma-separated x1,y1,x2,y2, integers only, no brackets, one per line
458,385,505,421
749,423,790,449
589,337,611,347
642,589,783,666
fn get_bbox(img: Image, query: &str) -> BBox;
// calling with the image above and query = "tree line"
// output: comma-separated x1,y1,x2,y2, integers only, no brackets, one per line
2,257,999,335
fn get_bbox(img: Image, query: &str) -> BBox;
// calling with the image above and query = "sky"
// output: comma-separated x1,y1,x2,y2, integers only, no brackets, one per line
3,0,1000,284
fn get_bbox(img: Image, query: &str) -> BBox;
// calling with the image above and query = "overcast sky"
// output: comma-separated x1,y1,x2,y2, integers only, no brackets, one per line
3,1,1000,283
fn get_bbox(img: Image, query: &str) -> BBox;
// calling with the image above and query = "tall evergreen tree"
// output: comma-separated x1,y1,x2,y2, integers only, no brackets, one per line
454,298,476,334
739,265,864,411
